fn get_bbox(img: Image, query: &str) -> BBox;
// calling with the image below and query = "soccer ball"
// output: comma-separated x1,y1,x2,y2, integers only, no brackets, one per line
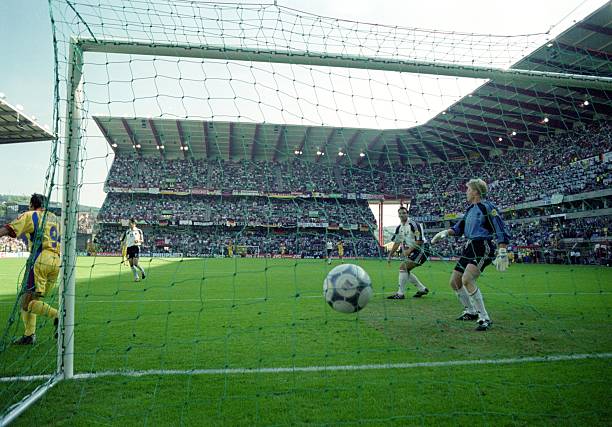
323,264,373,313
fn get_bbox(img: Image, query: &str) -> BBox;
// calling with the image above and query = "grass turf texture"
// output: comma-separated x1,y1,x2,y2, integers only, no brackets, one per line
1,257,611,425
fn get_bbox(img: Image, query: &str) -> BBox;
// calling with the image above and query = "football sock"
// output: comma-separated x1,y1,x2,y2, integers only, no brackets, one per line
21,309,37,337
28,300,58,319
131,266,139,279
136,265,145,274
469,287,489,321
398,271,409,295
456,286,476,314
407,272,427,291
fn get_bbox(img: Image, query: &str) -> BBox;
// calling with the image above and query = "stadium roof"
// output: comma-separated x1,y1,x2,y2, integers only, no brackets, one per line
0,97,54,145
94,3,611,165
421,1,612,158
93,116,416,164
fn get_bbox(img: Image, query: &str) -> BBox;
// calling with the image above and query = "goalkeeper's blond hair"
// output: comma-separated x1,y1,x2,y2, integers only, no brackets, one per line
467,178,488,197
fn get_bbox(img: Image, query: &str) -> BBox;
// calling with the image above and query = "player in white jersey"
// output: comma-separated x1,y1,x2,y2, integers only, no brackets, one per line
386,206,430,299
121,218,146,282
325,240,334,264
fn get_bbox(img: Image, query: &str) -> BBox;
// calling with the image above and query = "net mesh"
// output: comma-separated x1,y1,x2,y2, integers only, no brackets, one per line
1,0,611,425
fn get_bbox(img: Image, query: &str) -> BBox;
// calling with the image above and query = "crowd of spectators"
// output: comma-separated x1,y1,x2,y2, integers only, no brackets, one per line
555,216,610,240
418,215,610,264
94,121,610,263
408,122,611,216
98,194,376,227
93,215,609,263
105,123,610,215
508,216,610,246
95,225,380,258
78,212,96,234
0,236,27,253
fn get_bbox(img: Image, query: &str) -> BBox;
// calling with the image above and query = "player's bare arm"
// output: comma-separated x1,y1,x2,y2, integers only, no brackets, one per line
387,242,401,262
0,226,10,238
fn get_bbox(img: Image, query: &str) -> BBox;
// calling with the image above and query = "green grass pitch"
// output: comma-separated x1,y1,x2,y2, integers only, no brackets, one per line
1,257,611,426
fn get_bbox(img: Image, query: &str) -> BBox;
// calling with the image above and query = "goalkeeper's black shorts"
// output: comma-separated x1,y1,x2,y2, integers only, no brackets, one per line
454,239,495,273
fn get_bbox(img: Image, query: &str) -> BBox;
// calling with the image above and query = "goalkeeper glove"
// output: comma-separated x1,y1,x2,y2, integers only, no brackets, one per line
431,230,449,244
493,247,509,272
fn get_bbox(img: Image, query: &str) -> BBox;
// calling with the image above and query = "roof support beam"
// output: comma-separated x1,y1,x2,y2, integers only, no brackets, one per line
251,124,261,161
202,122,211,159
357,133,383,167
558,86,612,102
421,141,447,161
402,130,430,162
412,141,429,162
377,144,390,167
475,94,579,124
450,108,547,141
396,136,407,167
296,127,310,158
272,125,286,162
228,122,234,160
425,124,499,148
440,118,525,148
121,118,140,155
427,130,491,160
488,83,596,112
525,57,602,77
419,130,472,156
316,128,336,163
555,86,612,116
441,118,504,137
443,111,518,133
409,128,449,161
148,119,165,159
556,42,612,63
175,120,189,159
458,102,567,131
576,22,612,37
337,130,362,164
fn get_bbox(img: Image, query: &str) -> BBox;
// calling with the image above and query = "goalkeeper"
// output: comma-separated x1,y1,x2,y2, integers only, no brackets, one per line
430,179,510,331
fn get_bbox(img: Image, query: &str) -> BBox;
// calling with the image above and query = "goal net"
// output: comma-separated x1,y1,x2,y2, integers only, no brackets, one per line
1,0,611,424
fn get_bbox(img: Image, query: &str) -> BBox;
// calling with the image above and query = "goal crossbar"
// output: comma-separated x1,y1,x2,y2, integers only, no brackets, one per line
77,38,612,90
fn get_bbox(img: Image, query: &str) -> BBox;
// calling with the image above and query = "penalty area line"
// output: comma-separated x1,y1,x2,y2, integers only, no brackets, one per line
2,352,611,383
0,291,607,305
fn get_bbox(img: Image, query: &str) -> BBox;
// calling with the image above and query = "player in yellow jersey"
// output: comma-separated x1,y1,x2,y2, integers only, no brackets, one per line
0,194,61,345
337,240,344,260
86,238,97,257
227,240,234,257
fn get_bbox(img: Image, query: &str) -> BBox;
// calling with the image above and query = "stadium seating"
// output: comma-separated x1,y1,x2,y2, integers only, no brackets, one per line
104,122,610,208
94,122,610,262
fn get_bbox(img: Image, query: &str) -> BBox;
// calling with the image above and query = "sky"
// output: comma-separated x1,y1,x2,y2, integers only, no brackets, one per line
0,0,608,228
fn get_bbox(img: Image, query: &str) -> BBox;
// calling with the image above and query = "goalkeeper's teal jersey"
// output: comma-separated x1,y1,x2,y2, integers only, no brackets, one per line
452,201,510,244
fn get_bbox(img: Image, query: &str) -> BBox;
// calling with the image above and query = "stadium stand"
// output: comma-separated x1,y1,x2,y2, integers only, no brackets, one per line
94,121,610,264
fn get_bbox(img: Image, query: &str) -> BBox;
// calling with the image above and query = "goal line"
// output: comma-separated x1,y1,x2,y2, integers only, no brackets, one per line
3,352,611,383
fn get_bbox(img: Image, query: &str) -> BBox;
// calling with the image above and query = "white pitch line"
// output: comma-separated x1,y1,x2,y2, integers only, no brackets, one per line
2,352,611,383
0,291,610,305
57,290,612,303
